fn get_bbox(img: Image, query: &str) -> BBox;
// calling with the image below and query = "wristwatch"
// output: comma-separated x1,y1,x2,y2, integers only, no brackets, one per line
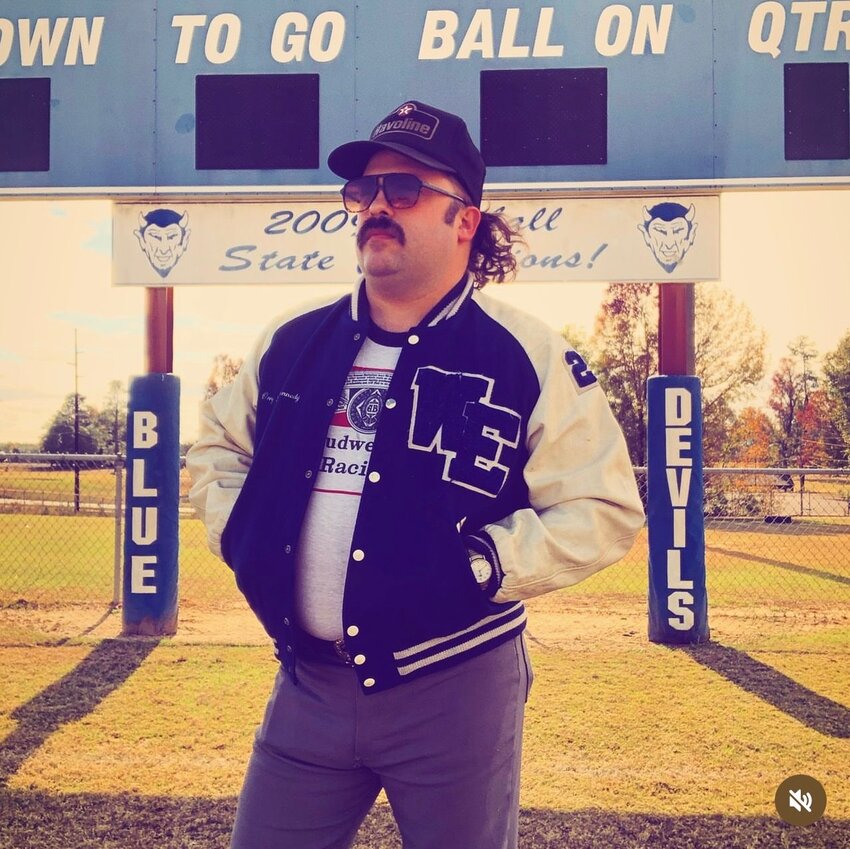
468,551,494,590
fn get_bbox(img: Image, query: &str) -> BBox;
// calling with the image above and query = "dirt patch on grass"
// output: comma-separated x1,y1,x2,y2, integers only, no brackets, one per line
0,601,269,647
524,596,849,654
2,596,846,655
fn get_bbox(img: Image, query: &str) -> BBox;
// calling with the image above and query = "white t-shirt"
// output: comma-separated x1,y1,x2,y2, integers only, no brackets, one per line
294,333,402,639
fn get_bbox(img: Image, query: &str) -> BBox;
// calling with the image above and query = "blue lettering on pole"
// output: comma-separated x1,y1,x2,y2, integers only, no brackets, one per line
130,410,159,594
646,375,708,645
664,387,695,630
122,374,180,636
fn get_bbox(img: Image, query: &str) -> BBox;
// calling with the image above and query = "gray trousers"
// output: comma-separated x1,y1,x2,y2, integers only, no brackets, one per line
230,635,533,849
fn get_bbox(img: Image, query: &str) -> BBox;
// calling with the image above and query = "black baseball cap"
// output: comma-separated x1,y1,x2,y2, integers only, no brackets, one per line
328,100,485,207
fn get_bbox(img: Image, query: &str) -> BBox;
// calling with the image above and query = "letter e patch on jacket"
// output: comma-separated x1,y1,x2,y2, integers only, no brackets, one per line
408,367,521,497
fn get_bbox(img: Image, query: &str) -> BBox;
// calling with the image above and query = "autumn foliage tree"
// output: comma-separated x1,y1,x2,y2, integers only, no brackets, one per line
728,407,778,466
769,338,820,467
586,283,656,465
585,283,766,465
769,355,803,467
768,338,846,469
823,331,850,464
797,388,845,467
694,286,767,463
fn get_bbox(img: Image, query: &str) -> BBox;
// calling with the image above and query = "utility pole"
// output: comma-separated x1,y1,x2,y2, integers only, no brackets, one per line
73,329,81,513
658,283,695,376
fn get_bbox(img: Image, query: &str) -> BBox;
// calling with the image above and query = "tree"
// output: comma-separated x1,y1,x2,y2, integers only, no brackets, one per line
728,406,778,466
40,393,101,454
95,380,127,454
694,286,767,463
769,338,821,467
789,336,819,407
588,283,766,465
589,283,656,465
205,354,243,400
769,356,800,466
560,323,591,355
823,331,850,464
797,388,845,468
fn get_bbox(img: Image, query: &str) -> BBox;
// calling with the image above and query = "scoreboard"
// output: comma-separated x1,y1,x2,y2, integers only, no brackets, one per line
1,0,849,195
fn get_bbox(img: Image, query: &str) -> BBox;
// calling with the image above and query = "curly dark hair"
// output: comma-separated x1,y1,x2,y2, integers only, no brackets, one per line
469,210,523,288
444,202,522,288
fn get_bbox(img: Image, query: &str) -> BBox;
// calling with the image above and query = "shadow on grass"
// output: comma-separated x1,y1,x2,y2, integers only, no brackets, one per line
679,642,850,738
0,791,847,848
0,637,160,786
705,545,850,587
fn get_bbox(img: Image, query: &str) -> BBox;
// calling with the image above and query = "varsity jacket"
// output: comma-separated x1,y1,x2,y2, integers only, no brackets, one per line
187,276,644,694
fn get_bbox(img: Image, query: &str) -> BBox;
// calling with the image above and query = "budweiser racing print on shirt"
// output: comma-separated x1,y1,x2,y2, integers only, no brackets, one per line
294,338,401,639
315,345,398,496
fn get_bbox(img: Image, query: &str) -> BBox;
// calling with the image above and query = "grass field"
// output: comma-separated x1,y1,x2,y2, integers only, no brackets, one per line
1,508,849,847
0,607,847,848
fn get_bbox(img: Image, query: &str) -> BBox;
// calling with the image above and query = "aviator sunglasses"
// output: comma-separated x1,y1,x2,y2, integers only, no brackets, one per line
341,172,469,213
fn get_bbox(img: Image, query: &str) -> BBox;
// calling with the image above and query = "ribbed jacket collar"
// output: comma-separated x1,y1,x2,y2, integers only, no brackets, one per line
349,275,475,328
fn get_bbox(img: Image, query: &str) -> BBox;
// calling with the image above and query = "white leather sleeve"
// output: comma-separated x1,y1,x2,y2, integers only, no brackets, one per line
475,294,645,603
185,319,282,559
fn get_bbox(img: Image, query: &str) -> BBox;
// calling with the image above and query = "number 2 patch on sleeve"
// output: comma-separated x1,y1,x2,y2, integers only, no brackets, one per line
563,350,598,392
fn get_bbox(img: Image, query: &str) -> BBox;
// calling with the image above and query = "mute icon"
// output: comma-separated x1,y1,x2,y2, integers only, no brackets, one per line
788,789,812,813
776,775,826,826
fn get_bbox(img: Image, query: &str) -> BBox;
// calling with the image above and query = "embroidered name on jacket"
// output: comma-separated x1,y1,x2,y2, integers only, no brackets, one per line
408,366,522,497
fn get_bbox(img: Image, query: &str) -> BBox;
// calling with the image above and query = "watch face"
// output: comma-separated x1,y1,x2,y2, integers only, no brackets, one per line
471,556,493,584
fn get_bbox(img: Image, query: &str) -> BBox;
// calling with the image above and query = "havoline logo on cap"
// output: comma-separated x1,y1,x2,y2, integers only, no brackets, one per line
371,103,440,141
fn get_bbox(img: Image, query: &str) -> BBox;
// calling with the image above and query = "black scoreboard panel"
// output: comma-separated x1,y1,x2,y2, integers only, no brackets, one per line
480,68,607,168
0,77,51,172
784,63,850,162
195,74,320,171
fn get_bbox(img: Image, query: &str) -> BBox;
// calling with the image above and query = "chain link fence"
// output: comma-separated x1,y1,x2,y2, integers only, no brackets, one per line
1,454,848,636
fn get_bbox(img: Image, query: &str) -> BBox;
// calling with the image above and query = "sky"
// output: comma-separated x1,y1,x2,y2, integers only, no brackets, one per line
1,189,849,446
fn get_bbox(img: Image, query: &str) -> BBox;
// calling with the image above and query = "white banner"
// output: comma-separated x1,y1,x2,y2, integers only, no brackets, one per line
112,195,719,286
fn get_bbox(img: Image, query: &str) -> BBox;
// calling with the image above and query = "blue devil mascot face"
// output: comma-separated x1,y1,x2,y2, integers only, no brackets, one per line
639,202,697,273
134,209,190,278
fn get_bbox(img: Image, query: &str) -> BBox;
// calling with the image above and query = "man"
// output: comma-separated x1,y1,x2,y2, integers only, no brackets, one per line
187,99,644,849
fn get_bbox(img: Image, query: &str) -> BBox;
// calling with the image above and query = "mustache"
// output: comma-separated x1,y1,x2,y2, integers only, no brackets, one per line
357,217,406,249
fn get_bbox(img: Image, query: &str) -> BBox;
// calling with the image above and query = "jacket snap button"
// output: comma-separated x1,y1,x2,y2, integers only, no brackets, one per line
408,334,420,345
346,625,359,637
364,678,376,688
385,398,397,409
284,544,292,554
305,469,313,478
352,549,365,562
354,654,366,665
368,471,380,483
326,398,334,406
